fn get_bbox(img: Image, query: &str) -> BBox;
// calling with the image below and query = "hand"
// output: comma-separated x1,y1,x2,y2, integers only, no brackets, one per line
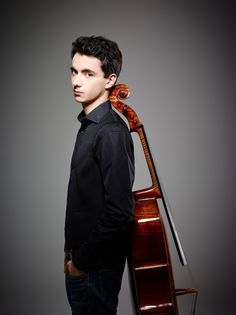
66,260,87,276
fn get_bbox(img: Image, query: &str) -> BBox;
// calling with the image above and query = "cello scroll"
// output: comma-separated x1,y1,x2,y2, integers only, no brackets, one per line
109,84,141,131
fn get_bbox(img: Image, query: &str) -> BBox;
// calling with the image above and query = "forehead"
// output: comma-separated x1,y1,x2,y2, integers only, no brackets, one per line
72,53,102,72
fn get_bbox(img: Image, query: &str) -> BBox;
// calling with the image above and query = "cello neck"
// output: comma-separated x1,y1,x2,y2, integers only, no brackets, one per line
134,125,162,198
109,84,160,198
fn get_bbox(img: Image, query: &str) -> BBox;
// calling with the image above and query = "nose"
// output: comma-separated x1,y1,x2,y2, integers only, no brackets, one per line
72,73,82,87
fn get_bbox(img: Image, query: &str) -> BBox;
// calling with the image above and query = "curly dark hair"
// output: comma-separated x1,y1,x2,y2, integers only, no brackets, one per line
71,36,122,78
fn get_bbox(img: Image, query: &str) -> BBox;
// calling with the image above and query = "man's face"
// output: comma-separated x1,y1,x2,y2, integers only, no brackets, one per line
71,53,115,110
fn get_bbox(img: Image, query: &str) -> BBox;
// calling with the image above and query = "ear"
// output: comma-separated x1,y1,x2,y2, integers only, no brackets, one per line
105,73,117,89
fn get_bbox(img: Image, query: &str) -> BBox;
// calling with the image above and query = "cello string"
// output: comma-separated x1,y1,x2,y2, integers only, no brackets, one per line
150,140,199,314
147,135,188,266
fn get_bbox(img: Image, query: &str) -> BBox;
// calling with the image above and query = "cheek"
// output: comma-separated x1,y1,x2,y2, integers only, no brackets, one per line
90,80,106,93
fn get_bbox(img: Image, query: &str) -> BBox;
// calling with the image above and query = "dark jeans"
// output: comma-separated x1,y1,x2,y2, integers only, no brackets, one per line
65,269,124,315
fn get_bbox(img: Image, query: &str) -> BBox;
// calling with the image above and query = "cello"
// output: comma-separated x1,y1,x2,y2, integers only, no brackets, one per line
109,84,197,315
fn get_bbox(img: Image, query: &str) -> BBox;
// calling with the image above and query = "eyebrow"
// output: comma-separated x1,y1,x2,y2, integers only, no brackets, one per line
70,66,96,75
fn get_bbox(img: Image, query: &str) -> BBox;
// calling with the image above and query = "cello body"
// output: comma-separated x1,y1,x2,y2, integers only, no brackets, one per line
129,190,178,315
110,84,178,315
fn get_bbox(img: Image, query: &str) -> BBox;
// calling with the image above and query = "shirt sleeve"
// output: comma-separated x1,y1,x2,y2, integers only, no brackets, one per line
72,123,135,270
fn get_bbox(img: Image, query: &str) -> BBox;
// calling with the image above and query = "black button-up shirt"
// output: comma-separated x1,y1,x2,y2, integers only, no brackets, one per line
65,101,135,271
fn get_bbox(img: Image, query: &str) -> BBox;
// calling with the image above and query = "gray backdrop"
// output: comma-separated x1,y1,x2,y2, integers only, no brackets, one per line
1,0,235,314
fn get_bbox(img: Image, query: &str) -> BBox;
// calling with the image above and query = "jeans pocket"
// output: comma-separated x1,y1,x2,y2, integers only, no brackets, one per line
65,272,89,311
66,272,88,279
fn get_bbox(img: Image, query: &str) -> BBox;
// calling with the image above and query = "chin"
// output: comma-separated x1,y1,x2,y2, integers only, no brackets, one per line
74,96,83,103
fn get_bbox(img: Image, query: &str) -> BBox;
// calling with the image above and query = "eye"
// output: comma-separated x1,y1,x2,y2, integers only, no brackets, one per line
70,67,77,76
86,72,94,77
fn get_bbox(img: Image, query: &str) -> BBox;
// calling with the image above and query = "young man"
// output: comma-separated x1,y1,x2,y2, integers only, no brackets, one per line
64,36,135,315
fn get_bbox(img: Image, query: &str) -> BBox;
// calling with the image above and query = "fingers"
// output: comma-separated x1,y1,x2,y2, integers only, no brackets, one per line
67,261,87,276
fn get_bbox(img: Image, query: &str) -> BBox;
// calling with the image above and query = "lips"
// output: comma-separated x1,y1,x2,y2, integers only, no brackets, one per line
73,90,83,96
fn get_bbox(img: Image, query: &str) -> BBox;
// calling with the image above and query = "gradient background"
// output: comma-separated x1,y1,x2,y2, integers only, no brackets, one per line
1,0,236,314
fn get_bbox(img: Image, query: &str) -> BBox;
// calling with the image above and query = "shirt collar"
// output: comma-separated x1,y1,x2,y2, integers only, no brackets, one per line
78,101,111,124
